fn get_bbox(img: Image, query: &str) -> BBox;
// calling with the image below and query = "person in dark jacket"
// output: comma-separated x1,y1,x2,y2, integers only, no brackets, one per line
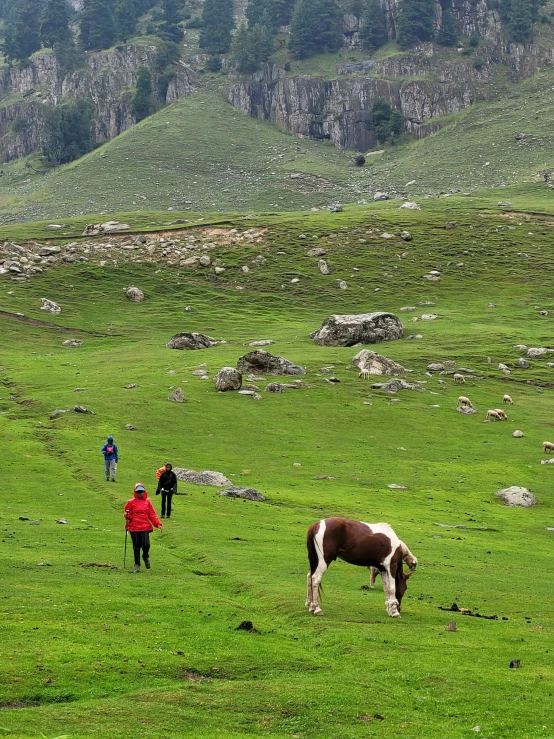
156,463,177,519
124,483,162,573
101,435,119,482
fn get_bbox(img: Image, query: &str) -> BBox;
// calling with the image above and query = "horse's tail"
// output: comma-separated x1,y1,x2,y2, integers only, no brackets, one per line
306,523,319,576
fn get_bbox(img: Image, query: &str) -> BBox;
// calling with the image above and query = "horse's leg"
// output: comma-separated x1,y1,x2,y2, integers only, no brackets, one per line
310,561,328,616
380,566,401,618
369,566,378,588
306,571,313,609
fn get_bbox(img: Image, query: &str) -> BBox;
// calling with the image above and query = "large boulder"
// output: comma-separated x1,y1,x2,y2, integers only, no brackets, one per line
495,486,536,507
219,486,266,502
168,388,185,402
215,367,242,391
353,350,408,376
237,350,305,376
173,468,232,486
166,332,223,350
126,286,144,303
311,312,404,347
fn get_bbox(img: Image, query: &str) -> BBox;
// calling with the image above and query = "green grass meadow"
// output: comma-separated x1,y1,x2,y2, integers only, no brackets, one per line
1,199,553,738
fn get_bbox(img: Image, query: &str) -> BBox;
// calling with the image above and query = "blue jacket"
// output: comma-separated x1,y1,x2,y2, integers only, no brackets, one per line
101,442,118,461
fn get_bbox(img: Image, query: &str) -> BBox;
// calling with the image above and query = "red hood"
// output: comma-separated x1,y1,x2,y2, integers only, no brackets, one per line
133,484,148,499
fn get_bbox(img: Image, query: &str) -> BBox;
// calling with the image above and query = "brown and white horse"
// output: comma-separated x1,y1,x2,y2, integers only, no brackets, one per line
306,517,417,618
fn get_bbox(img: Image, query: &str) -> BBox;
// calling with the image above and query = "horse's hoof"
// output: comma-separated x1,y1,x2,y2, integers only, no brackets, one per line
313,608,324,616
391,612,401,618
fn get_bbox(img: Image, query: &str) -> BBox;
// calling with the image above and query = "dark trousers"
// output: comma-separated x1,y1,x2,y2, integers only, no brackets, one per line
130,531,150,566
161,490,174,518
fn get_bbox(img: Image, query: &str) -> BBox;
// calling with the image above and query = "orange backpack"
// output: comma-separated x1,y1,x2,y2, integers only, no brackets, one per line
156,466,165,481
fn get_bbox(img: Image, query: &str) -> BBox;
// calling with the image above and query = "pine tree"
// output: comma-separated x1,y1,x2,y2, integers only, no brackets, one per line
509,0,532,41
41,0,70,48
232,21,272,72
289,0,342,59
231,22,252,70
80,0,116,50
359,0,387,51
436,8,457,46
133,66,153,120
396,0,435,48
158,0,184,43
246,0,293,31
2,0,42,61
371,97,403,143
43,99,94,165
199,0,235,54
116,0,138,41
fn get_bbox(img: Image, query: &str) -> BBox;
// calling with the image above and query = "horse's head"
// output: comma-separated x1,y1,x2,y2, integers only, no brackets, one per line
395,568,413,610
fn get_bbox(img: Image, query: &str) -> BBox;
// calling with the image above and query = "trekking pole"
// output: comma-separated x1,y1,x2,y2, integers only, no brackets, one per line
123,528,128,569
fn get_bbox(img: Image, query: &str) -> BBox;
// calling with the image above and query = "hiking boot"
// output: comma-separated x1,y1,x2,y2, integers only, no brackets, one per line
112,479,116,482
144,558,151,569
134,564,140,573
161,514,166,519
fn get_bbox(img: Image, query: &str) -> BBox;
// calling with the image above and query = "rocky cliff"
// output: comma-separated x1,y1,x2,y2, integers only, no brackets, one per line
223,0,553,151
0,44,195,162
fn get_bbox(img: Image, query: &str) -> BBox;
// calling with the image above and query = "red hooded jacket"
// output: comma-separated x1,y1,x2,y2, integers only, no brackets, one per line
124,484,162,532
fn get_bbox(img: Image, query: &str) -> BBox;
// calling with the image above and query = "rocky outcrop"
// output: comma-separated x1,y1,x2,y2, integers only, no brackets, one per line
166,332,223,350
215,367,242,391
237,350,306,375
353,349,408,376
0,44,195,161
311,312,404,346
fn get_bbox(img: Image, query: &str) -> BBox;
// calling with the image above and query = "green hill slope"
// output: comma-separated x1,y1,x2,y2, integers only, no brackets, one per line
0,199,553,737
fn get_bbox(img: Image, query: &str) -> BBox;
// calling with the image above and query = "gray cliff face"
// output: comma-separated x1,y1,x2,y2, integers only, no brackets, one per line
223,61,480,150
0,45,195,162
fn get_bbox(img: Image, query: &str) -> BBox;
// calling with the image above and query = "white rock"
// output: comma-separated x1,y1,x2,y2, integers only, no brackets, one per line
495,486,536,507
126,286,144,302
40,298,61,315
199,255,211,267
214,267,225,275
512,430,524,437
421,314,438,320
400,202,420,210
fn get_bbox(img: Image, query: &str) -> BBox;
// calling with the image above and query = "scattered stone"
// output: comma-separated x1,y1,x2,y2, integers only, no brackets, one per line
353,350,408,377
45,224,65,230
41,298,61,315
125,424,137,431
513,344,527,351
444,222,456,230
318,259,330,275
387,484,407,489
445,621,457,631
307,247,326,257
400,202,420,210
380,232,395,239
427,363,445,372
126,286,144,303
509,660,521,669
498,363,509,370
199,255,211,267
173,468,232,486
329,203,343,213
62,339,83,347
373,192,389,201
215,367,242,392
540,458,554,465
166,332,223,350
56,518,67,524
400,231,412,241
421,314,438,320
74,405,93,414
457,406,477,415
219,486,265,502
314,475,335,480
265,383,285,393
237,350,305,376
191,369,208,376
50,408,68,419
30,521,40,525
527,347,553,358
400,306,416,312
83,220,130,236
168,388,185,402
291,278,300,284
214,267,225,275
495,486,536,507
251,393,262,400
512,430,524,438
371,378,423,393
311,312,404,347
539,310,548,316
38,246,61,256
487,303,496,308
518,358,530,369
423,274,440,281
238,390,256,395
235,620,260,634
407,334,423,340
124,383,138,389
498,201,513,207
335,279,348,290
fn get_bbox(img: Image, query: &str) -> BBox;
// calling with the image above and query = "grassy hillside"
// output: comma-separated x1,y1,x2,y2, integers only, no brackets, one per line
1,197,553,738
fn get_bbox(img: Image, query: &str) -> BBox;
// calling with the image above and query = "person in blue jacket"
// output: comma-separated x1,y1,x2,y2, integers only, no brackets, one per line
101,435,119,482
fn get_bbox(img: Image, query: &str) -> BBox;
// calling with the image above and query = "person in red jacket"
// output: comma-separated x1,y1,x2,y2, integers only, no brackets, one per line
124,483,162,573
